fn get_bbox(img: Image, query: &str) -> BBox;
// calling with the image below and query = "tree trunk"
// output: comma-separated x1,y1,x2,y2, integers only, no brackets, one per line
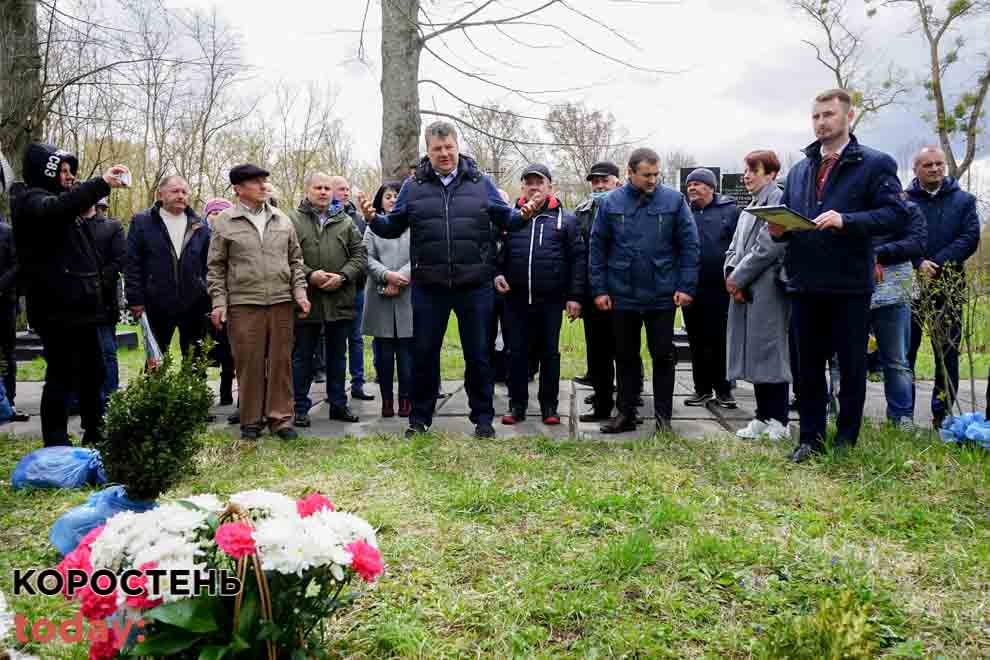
0,0,42,179
379,0,422,180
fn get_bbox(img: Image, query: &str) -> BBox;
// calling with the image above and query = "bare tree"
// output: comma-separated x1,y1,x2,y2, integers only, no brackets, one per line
0,0,43,175
869,0,990,179
792,0,909,130
544,102,631,192
661,149,697,188
457,102,533,190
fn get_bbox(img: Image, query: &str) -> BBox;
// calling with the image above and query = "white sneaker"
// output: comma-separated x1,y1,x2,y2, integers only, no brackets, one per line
736,418,768,439
765,419,790,441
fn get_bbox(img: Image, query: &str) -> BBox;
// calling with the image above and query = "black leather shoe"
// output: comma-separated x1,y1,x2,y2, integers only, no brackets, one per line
240,426,261,441
329,406,359,422
788,443,819,464
714,394,738,409
405,423,429,438
275,427,298,440
475,423,496,439
584,393,595,405
351,388,375,401
574,374,592,386
11,409,30,422
579,410,611,422
601,413,637,434
227,411,240,425
685,392,713,407
294,413,311,428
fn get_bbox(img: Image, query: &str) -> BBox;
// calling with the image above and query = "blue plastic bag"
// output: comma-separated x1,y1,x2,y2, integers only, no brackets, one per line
11,446,107,490
49,485,157,556
940,412,990,449
0,376,14,423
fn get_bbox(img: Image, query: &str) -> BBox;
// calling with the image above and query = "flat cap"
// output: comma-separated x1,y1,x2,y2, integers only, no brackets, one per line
229,163,270,186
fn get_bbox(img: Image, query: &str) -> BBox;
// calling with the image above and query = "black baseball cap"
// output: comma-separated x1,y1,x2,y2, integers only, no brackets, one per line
521,163,552,182
586,161,620,180
229,164,270,186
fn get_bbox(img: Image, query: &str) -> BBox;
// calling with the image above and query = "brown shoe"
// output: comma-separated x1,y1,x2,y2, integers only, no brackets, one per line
600,413,637,434
398,399,412,417
381,400,395,418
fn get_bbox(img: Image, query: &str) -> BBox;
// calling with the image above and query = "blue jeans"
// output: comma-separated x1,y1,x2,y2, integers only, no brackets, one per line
375,337,413,400
870,303,913,422
410,283,495,428
293,320,351,414
348,291,366,392
97,325,119,407
908,294,961,420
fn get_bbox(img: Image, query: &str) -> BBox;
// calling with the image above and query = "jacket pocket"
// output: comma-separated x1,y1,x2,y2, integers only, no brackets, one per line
652,256,673,293
607,259,631,297
64,270,102,313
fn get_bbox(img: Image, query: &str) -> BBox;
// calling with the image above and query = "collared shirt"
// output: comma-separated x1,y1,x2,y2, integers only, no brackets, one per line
816,139,849,202
927,185,942,197
434,168,456,187
820,138,849,159
238,201,268,240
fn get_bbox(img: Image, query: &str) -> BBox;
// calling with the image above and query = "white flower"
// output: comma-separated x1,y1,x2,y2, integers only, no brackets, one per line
305,510,378,548
90,511,152,570
150,558,210,602
229,489,297,518
131,535,202,569
154,503,211,536
177,494,224,513
253,517,313,576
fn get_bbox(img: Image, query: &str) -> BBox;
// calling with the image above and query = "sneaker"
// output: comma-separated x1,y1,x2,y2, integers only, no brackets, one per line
501,410,526,425
764,419,790,441
896,418,916,432
275,427,298,441
685,392,713,407
543,414,561,425
240,426,261,441
736,418,768,439
294,413,311,428
475,423,496,439
574,374,592,387
404,423,429,438
714,393,738,409
351,387,375,401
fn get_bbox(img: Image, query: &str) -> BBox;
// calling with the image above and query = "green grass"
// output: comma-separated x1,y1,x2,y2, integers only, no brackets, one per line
2,423,988,658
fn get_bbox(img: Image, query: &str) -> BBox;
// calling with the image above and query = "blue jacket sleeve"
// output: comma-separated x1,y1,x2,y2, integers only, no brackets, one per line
565,214,586,301
674,196,700,296
124,217,147,307
369,181,411,239
933,194,980,267
875,201,926,266
485,178,528,231
842,154,908,238
589,199,612,298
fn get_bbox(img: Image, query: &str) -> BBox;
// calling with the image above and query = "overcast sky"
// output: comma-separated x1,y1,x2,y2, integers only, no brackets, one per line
179,0,988,182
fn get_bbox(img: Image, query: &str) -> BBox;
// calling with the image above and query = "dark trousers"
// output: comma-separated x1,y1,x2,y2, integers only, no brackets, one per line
38,323,106,446
789,314,801,399
491,296,509,384
294,320,351,413
583,302,615,415
754,382,789,426
97,324,119,408
793,294,871,449
347,290,366,392
682,289,731,397
411,283,494,428
0,303,16,405
908,296,962,420
376,336,413,401
148,310,208,358
209,324,236,385
504,296,563,415
613,309,676,420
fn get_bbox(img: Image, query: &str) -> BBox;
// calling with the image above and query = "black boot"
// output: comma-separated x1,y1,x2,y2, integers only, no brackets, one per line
219,375,234,406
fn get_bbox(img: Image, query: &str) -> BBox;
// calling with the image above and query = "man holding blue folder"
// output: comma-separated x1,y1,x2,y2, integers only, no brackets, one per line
768,89,908,463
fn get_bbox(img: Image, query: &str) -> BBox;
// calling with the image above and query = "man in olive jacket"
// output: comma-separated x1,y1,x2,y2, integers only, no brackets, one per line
289,172,368,426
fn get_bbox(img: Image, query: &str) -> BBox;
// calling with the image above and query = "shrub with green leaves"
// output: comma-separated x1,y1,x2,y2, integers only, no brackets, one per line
756,589,883,660
97,351,214,500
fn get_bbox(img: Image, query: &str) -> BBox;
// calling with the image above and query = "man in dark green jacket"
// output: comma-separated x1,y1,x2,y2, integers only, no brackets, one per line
290,172,368,426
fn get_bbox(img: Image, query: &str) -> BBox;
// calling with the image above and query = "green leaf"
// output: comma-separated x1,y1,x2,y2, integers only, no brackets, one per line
198,646,228,660
129,629,202,655
147,596,220,633
237,587,259,640
229,634,251,651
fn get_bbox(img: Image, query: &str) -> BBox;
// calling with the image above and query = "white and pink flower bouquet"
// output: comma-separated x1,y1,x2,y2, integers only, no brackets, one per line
55,489,383,659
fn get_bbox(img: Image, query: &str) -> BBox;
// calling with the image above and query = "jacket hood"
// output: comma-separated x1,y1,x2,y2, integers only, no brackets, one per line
907,176,960,198
298,198,349,223
514,195,561,211
414,153,482,183
22,143,79,193
695,194,736,210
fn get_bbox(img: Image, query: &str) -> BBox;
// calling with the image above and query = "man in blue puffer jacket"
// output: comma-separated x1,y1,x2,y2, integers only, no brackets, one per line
495,164,585,426
360,121,543,439
769,89,909,463
590,147,700,434
905,146,981,427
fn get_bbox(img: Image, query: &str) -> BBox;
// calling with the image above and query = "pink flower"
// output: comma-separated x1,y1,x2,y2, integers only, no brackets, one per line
215,521,256,559
345,540,384,582
124,562,163,610
88,627,120,660
79,574,117,620
297,493,335,518
78,525,106,550
57,544,93,599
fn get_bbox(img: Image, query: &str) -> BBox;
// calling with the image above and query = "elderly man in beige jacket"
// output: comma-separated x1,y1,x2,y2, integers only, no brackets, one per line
208,164,310,441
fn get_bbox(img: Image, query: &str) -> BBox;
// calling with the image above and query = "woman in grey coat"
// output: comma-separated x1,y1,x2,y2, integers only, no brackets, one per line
363,182,413,418
724,150,791,441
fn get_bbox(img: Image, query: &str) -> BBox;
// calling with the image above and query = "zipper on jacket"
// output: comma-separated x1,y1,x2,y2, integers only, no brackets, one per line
528,216,537,305
442,185,452,287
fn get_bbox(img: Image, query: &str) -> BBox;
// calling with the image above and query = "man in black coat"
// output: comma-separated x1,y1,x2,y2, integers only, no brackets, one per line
10,143,129,445
89,198,127,405
683,168,740,409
